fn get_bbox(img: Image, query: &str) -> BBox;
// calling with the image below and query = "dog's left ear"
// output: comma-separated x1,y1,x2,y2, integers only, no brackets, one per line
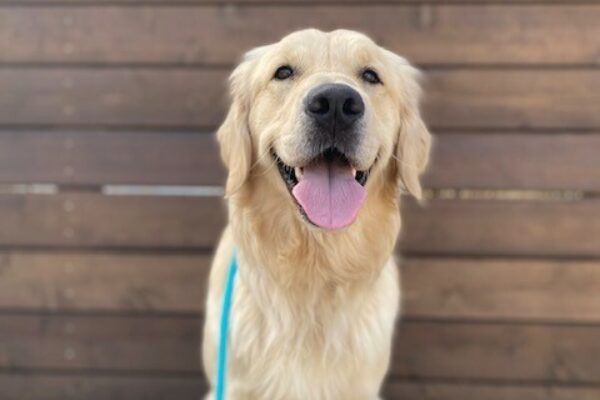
217,96,251,196
389,55,432,199
217,46,268,196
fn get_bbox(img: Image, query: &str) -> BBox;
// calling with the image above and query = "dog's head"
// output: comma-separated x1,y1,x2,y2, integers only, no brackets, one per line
218,29,431,231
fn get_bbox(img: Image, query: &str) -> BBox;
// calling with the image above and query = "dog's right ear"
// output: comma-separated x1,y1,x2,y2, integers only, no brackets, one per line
395,109,432,200
384,50,432,200
217,46,268,196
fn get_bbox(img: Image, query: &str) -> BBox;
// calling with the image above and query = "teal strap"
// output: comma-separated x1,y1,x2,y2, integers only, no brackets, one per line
215,250,238,400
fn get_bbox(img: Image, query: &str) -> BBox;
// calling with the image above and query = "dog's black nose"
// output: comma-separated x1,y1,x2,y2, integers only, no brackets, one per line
305,84,364,131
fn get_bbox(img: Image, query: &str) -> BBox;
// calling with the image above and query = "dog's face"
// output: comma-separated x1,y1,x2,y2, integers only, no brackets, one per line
219,29,431,231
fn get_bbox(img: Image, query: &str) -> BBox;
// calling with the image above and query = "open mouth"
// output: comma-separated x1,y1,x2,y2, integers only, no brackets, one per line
274,148,371,230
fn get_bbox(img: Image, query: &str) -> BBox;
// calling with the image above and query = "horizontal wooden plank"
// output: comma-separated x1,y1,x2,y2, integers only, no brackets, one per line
0,193,225,249
393,321,600,383
5,252,600,326
424,69,600,129
5,315,600,385
2,131,600,191
0,315,201,371
423,133,600,191
403,258,600,323
0,193,599,257
400,198,600,257
0,130,223,186
1,68,598,129
0,5,599,65
0,374,205,400
0,252,210,313
0,68,225,128
385,381,600,400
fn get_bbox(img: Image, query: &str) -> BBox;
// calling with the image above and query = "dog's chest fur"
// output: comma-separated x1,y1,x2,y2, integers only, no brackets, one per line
222,258,399,400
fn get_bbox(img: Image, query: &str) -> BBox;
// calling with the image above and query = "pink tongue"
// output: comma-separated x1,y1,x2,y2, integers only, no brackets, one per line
292,160,366,230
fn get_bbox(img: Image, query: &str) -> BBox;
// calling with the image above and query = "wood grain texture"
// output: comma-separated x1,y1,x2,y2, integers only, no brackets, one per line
1,68,599,129
392,321,600,383
0,193,226,249
0,374,205,400
400,198,600,257
0,130,224,186
2,131,600,190
1,5,599,65
0,252,210,313
423,133,600,191
424,69,600,129
384,381,600,400
0,68,227,128
0,315,201,371
1,193,599,257
402,258,600,323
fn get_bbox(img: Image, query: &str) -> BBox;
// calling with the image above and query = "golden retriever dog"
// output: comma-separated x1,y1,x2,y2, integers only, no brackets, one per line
203,29,431,400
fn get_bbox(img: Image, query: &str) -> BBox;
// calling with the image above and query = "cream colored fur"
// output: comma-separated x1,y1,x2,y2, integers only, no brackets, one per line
203,29,431,400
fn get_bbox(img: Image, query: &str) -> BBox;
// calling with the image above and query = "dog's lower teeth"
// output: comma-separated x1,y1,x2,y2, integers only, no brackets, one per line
295,167,303,179
352,168,357,178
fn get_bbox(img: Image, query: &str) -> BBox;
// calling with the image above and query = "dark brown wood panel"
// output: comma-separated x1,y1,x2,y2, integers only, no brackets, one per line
0,130,224,186
392,321,600,383
1,5,599,65
400,198,600,257
0,68,226,128
424,69,600,129
1,193,600,257
2,131,600,190
0,193,225,248
402,258,600,323
0,315,201,371
1,68,599,129
385,381,600,400
0,374,205,400
0,252,210,313
424,133,600,191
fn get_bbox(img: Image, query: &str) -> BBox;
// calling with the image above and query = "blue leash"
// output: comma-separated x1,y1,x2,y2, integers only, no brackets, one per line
215,250,238,400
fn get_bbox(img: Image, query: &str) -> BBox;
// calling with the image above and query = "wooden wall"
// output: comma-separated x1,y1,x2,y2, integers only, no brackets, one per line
0,1,599,399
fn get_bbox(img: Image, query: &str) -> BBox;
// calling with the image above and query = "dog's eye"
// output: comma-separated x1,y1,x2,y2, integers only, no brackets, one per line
361,68,382,85
274,65,294,80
